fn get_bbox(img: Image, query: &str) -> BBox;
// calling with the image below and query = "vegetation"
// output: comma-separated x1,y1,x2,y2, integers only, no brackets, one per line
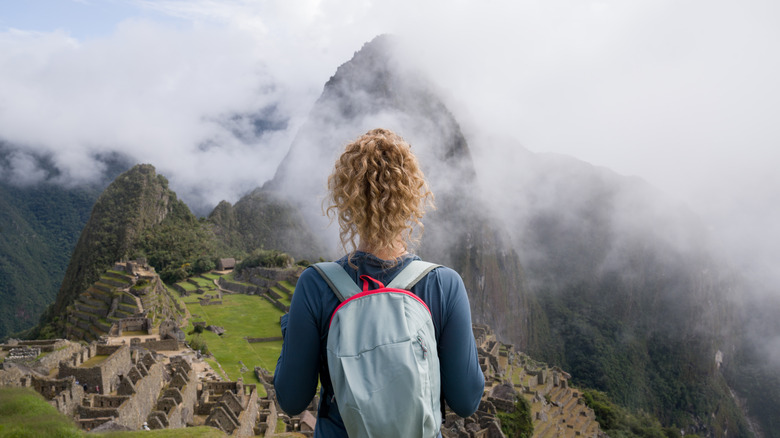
236,249,294,271
207,190,326,262
0,181,98,340
0,387,81,437
134,216,218,283
496,397,533,438
180,292,285,381
582,389,688,438
96,428,226,437
188,334,210,356
0,387,227,437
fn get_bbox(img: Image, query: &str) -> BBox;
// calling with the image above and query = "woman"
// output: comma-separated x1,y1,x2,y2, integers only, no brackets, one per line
274,128,484,437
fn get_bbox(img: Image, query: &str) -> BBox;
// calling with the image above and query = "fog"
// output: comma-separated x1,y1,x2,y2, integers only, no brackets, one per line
1,0,779,291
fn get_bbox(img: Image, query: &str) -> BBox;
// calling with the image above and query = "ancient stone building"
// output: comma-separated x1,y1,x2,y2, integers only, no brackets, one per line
29,375,85,416
198,379,259,437
146,356,198,430
58,344,132,394
73,349,165,431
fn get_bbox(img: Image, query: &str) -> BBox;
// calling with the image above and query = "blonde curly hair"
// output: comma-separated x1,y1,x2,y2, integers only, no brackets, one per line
326,128,434,262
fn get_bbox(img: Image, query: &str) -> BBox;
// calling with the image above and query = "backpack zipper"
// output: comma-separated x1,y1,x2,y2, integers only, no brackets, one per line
417,335,428,358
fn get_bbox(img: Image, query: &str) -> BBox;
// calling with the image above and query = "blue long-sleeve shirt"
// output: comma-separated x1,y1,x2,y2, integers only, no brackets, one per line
274,251,485,437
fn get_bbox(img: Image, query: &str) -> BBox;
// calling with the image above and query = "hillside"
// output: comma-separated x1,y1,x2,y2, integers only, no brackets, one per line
208,189,326,262
0,181,97,339
36,164,220,338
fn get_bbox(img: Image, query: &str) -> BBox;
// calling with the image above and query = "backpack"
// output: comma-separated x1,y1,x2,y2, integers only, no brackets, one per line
312,260,442,438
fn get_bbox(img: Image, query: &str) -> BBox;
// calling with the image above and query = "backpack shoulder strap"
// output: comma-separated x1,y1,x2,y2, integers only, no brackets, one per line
312,262,361,302
387,260,441,290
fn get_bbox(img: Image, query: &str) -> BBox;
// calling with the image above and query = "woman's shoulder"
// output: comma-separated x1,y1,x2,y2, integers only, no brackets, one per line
427,263,463,281
294,265,332,295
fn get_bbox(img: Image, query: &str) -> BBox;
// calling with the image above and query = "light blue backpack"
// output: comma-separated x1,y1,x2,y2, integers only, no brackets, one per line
313,261,442,438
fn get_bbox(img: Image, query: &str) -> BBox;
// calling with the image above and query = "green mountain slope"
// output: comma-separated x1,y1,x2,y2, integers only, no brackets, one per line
0,182,97,339
208,188,326,262
37,164,219,337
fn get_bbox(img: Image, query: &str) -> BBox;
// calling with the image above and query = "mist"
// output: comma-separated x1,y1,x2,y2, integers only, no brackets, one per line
2,0,779,291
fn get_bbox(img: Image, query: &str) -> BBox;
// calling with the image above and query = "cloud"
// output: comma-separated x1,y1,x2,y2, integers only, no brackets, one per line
1,0,779,255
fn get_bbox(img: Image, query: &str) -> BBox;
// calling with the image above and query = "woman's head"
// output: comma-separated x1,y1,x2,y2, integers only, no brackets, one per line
326,128,434,259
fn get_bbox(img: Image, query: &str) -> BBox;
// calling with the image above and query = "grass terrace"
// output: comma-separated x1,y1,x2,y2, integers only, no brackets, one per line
175,281,197,292
278,280,295,294
271,286,291,307
200,272,222,280
181,292,284,386
189,277,215,289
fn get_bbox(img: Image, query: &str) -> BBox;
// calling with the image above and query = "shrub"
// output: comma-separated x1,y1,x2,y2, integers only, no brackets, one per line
236,249,294,270
189,334,210,355
497,396,534,438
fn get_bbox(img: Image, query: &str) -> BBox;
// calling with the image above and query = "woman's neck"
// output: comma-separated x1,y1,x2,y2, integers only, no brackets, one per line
358,241,407,260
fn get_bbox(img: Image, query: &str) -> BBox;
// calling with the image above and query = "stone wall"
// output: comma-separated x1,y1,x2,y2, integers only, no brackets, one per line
204,383,258,437
115,356,165,430
239,266,302,282
131,338,179,352
58,344,132,394
116,317,151,335
172,283,189,296
256,398,278,436
153,357,198,429
30,375,85,416
235,385,259,438
1,339,69,352
75,351,165,431
217,278,259,295
246,336,283,343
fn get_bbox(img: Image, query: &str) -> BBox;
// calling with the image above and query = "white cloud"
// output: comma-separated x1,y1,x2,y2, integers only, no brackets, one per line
0,0,779,245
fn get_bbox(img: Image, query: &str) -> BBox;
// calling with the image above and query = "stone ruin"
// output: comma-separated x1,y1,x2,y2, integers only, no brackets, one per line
146,356,199,430
198,379,259,436
160,318,186,343
29,374,85,416
111,316,152,336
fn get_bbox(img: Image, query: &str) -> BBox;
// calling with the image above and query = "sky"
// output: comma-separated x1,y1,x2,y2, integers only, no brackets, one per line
1,0,779,282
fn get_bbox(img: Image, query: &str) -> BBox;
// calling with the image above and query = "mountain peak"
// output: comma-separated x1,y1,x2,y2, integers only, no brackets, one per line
42,163,193,333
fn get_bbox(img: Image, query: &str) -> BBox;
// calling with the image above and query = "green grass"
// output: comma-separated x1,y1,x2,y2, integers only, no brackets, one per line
271,286,291,306
200,272,222,280
0,387,82,438
96,427,226,437
189,278,214,289
183,294,284,383
279,281,295,293
0,388,228,438
175,281,196,291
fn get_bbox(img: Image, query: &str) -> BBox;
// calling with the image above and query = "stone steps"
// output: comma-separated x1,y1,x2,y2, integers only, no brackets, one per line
562,394,579,414
101,277,132,289
120,292,138,306
569,410,591,435
67,324,88,340
79,294,106,310
117,303,138,316
87,287,114,306
92,282,115,295
104,271,134,283
74,301,106,318
94,319,113,333
71,309,99,324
